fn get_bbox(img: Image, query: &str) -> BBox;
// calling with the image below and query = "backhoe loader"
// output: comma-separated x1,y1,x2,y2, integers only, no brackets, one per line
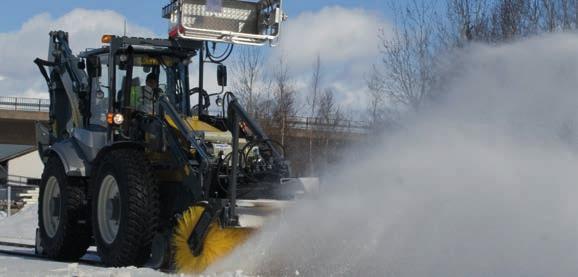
33,0,316,273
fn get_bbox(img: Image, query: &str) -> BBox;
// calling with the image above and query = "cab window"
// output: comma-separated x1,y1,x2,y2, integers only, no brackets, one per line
89,54,110,127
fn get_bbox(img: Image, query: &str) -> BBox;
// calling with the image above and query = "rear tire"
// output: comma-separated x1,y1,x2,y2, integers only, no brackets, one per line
38,156,91,260
91,149,159,267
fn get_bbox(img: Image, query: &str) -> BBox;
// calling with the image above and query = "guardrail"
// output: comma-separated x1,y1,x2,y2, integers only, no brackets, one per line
0,96,49,112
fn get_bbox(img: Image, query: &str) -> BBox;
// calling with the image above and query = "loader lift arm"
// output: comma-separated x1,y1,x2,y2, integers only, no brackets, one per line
34,31,90,137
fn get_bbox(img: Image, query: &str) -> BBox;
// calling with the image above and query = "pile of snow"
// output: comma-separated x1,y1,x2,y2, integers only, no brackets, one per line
0,204,36,243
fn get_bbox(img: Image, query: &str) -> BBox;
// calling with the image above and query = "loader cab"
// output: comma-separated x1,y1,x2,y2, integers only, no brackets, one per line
87,53,190,113
112,52,190,114
82,41,198,140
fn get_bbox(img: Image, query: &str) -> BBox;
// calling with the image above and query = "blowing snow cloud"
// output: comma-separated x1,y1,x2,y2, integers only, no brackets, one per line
215,33,578,277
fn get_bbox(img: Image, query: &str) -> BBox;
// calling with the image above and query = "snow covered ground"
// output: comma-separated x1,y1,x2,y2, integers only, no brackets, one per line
0,205,253,276
0,254,162,277
0,205,168,277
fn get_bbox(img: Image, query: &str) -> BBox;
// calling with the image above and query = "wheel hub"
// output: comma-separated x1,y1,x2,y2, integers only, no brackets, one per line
50,196,60,217
98,175,121,244
42,176,61,238
107,195,121,222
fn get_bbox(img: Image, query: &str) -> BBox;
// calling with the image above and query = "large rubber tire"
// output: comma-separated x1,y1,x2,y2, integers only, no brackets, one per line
38,156,91,260
91,149,159,267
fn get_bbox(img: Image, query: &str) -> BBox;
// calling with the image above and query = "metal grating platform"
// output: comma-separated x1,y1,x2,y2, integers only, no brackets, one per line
163,0,285,46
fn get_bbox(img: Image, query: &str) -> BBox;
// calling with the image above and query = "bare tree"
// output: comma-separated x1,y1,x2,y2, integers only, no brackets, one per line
484,0,527,40
445,0,578,44
316,88,343,169
574,0,578,29
317,89,342,127
271,56,296,146
231,46,265,117
365,66,388,129
373,0,438,113
309,54,323,118
447,0,492,45
561,0,572,29
307,54,322,176
537,0,557,31
366,0,578,133
525,0,542,34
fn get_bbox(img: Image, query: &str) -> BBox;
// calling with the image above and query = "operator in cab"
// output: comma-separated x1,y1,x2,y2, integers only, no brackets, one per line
138,73,161,115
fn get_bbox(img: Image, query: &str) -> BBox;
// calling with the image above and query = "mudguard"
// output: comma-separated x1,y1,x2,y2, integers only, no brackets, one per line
35,122,51,164
45,139,88,177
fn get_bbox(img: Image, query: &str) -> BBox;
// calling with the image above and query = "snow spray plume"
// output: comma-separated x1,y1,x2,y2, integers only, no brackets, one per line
214,33,578,276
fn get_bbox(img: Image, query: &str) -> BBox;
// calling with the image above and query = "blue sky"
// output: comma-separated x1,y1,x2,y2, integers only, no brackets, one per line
2,0,388,34
0,1,397,117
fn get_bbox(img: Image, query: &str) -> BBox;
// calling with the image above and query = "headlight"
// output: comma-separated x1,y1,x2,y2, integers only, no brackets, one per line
113,113,125,125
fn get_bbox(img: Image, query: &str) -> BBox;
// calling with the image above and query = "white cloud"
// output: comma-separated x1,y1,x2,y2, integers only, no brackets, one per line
22,88,49,99
275,6,386,69
0,6,389,118
0,9,155,98
266,6,389,117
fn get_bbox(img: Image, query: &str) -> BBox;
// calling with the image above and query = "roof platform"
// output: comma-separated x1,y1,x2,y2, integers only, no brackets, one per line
163,0,285,46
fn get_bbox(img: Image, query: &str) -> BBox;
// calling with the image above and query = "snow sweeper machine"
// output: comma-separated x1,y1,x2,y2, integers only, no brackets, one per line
31,0,316,273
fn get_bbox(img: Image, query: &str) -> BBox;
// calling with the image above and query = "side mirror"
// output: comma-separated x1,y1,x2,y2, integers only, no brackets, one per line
217,64,227,87
86,56,102,78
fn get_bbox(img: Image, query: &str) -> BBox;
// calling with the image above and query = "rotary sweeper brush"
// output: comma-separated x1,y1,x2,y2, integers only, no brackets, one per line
32,0,317,273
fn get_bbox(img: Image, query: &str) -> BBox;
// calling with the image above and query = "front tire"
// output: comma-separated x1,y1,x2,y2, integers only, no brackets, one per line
91,149,159,267
38,156,91,260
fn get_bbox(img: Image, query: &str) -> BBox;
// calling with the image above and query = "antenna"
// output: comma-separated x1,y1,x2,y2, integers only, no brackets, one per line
124,20,127,36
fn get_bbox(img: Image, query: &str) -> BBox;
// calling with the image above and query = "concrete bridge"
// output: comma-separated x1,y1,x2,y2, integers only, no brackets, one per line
0,97,49,145
0,96,370,145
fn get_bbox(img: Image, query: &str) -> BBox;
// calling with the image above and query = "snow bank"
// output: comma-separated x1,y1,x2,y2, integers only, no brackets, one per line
0,204,37,244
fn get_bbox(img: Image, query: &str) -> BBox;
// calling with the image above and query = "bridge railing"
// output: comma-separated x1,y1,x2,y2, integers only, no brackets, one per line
263,116,371,134
0,97,372,133
0,96,49,112
286,117,370,134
